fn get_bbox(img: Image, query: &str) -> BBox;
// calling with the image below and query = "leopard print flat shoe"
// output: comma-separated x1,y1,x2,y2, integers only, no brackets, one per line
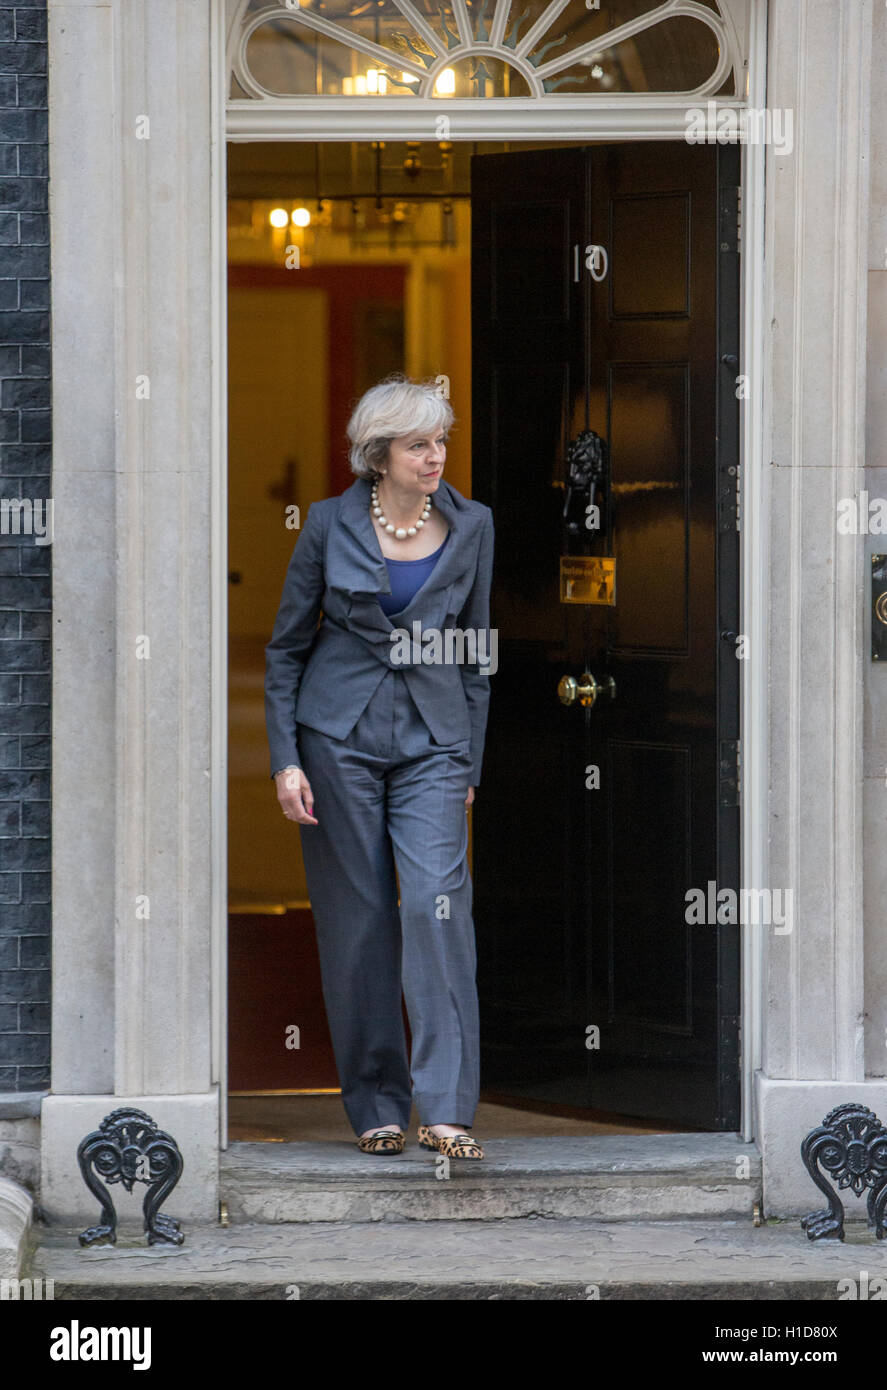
356,1128,405,1155
417,1124,484,1159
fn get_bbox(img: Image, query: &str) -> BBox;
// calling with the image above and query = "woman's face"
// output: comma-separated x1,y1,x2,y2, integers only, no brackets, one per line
383,427,447,493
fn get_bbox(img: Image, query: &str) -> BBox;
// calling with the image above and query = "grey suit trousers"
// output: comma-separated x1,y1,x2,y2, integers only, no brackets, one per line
297,667,480,1137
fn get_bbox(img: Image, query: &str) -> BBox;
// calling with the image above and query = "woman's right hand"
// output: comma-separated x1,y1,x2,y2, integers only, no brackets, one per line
274,766,318,825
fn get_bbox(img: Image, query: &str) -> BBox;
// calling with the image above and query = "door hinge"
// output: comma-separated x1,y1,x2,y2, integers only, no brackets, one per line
719,183,741,256
736,185,742,255
719,739,741,807
718,463,741,532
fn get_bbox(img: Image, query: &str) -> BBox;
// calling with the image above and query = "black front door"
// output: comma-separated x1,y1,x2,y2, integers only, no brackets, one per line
471,141,740,1130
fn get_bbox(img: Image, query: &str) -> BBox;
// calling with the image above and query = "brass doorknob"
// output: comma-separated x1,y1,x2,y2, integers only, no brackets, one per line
557,672,616,708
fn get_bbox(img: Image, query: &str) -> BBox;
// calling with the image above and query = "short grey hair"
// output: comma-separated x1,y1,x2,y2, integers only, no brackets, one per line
346,374,455,478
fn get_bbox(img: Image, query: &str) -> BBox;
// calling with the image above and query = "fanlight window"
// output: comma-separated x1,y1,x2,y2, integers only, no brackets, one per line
228,0,745,101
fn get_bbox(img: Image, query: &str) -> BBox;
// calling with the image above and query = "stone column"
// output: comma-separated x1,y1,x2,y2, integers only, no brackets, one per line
755,0,887,1213
863,1,887,1087
41,0,219,1221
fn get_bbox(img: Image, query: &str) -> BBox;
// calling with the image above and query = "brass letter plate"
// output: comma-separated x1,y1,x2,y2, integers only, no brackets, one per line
560,556,616,606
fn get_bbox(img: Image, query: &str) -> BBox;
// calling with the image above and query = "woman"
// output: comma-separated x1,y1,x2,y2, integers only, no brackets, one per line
265,375,494,1159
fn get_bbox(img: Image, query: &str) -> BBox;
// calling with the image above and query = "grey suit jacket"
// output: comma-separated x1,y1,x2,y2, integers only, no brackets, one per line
265,475,495,787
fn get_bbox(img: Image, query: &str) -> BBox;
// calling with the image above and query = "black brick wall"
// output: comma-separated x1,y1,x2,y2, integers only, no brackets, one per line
0,1,50,1094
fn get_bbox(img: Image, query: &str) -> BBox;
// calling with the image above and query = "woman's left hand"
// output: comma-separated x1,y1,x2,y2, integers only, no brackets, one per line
465,786,475,809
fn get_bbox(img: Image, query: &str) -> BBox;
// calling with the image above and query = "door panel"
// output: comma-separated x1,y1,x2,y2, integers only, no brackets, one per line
609,361,689,652
609,193,690,318
471,141,740,1129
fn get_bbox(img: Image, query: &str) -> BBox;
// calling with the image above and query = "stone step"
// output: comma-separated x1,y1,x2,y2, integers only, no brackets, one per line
220,1134,762,1224
27,1215,870,1301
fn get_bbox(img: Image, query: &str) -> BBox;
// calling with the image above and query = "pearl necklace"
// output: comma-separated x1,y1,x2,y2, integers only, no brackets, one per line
371,479,432,540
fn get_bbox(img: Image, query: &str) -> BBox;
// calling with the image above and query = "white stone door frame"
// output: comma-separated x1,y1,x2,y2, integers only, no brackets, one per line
214,2,772,1146
211,0,232,1160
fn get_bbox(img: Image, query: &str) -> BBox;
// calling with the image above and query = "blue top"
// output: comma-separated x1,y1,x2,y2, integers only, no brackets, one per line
378,532,450,617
